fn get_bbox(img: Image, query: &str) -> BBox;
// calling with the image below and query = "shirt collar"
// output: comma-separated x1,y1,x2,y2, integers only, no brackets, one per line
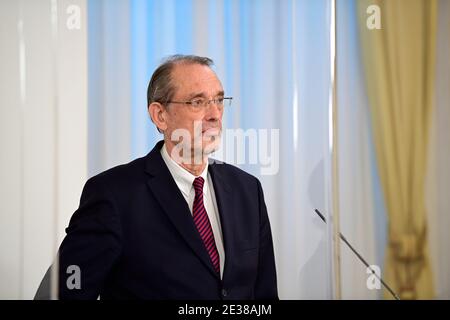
160,142,209,198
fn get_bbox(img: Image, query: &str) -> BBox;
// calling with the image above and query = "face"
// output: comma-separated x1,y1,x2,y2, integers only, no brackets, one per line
162,63,224,163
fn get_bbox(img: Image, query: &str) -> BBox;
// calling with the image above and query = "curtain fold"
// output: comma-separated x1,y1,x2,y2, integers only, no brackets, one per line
357,0,437,299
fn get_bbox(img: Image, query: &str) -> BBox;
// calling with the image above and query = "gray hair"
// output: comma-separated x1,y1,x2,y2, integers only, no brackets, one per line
147,54,214,107
147,55,214,133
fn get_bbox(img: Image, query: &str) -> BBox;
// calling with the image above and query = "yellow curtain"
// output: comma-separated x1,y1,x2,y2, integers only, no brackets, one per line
357,0,437,299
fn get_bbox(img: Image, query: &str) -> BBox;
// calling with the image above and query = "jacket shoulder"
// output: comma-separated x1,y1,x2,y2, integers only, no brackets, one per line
85,156,147,189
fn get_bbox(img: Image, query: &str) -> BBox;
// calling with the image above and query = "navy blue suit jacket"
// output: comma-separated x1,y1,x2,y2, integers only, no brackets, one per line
53,141,278,299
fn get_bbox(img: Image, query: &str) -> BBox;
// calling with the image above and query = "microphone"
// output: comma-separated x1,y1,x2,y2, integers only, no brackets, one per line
314,208,400,300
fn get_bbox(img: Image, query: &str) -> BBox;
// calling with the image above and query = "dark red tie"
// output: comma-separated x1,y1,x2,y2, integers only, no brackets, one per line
192,177,220,274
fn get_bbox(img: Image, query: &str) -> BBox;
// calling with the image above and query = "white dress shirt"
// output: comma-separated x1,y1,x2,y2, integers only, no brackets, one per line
160,143,225,279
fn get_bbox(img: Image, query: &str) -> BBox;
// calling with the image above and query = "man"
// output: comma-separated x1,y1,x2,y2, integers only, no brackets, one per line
36,55,278,300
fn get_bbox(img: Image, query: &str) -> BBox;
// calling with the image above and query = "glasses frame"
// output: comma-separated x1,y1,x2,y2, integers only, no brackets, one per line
165,97,233,109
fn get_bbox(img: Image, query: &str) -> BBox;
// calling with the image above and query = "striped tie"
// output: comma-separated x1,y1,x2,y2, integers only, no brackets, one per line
192,177,220,274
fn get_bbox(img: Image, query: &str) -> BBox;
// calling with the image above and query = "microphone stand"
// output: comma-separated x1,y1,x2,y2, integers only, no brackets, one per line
314,208,400,300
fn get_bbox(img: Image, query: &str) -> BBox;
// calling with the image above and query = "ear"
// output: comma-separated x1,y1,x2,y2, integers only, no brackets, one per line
148,102,168,132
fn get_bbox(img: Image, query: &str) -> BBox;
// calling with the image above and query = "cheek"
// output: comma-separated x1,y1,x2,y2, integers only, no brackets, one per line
167,111,202,134
167,110,183,128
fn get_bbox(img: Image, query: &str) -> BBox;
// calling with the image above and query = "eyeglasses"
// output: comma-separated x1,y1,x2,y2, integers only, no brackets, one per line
165,97,233,110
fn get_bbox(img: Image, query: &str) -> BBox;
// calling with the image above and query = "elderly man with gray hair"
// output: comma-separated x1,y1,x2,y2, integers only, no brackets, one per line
36,54,278,300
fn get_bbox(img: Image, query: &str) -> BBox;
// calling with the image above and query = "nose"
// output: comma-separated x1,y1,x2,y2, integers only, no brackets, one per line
204,101,223,122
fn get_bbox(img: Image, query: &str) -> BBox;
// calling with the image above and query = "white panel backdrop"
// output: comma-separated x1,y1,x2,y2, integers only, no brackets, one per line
0,0,88,299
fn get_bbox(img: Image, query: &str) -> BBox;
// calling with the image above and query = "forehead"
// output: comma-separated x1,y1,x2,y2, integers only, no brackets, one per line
170,63,223,97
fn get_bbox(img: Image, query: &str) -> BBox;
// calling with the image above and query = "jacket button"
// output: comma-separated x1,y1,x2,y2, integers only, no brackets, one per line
221,289,228,297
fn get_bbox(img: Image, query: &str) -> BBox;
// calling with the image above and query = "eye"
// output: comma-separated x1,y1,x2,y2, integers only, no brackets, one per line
190,98,205,107
215,97,224,104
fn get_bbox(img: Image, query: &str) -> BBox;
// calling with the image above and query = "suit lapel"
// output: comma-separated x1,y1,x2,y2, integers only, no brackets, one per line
208,160,234,283
144,141,219,279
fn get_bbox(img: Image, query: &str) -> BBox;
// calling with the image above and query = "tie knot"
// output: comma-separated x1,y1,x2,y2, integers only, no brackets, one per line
193,177,205,195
